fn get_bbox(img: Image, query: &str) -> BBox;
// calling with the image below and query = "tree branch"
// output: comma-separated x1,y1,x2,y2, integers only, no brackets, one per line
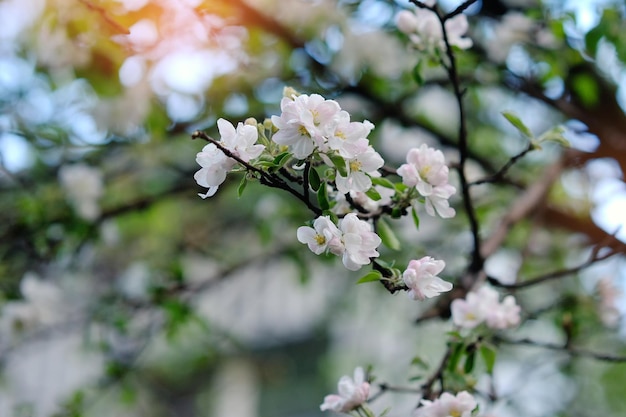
495,336,626,363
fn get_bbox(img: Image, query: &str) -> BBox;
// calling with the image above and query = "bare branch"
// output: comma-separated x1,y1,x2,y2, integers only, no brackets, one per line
496,336,626,363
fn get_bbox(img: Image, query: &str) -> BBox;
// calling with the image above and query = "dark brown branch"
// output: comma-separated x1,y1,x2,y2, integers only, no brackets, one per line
191,131,322,216
444,0,479,20
435,4,483,275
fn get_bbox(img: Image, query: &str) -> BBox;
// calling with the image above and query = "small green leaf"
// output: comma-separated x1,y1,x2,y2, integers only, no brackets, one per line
412,61,424,86
365,186,382,201
356,270,383,284
447,342,464,372
237,176,248,198
272,151,292,167
330,154,348,176
464,349,476,374
379,407,392,417
377,218,401,251
410,356,429,370
502,111,533,138
317,183,330,211
371,177,396,189
411,206,420,230
394,182,408,192
480,344,497,374
537,125,570,147
308,166,321,191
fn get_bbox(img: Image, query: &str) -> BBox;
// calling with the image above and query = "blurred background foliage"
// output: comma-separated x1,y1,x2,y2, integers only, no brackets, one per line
1,0,626,416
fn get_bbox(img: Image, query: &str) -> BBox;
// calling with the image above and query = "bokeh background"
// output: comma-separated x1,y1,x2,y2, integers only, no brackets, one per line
1,0,626,416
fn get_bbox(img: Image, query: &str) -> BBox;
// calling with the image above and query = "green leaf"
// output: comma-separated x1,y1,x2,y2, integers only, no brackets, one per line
356,270,383,284
502,111,533,138
571,73,600,107
365,186,382,201
410,356,429,370
464,349,476,374
237,176,248,198
317,183,330,211
447,342,464,372
411,206,420,230
377,218,401,251
330,154,348,176
308,165,321,191
272,151,292,167
480,344,497,374
412,61,424,86
379,407,392,417
537,125,570,147
394,182,408,192
371,177,396,189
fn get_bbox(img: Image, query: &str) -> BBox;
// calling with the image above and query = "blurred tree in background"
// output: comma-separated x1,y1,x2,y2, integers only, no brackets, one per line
1,0,626,416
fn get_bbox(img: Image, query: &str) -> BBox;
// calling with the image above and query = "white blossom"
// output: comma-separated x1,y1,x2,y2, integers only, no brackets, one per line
338,213,381,271
194,143,236,199
194,118,264,198
217,118,264,162
271,93,341,159
0,273,66,340
396,5,472,53
402,256,453,301
596,277,622,327
414,391,477,417
398,144,456,218
297,216,344,255
451,285,521,330
335,146,384,194
327,111,373,159
58,163,104,221
320,367,370,413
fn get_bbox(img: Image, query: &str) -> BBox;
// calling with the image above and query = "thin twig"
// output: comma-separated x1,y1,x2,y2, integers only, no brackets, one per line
495,336,626,363
490,246,618,290
469,143,533,186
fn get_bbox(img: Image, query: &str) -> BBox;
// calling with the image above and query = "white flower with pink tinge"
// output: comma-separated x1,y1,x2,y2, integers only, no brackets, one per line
296,216,344,256
339,213,381,271
336,146,385,195
451,285,521,330
194,118,265,198
414,391,477,417
327,111,374,159
320,367,370,413
397,144,456,218
271,93,341,159
403,256,453,301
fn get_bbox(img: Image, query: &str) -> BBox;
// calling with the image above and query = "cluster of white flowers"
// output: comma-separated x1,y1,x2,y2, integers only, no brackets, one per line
402,256,453,301
451,285,521,330
397,144,456,218
195,118,265,198
414,391,477,417
58,163,104,221
297,214,381,271
0,273,66,341
396,1,472,54
320,366,370,413
272,93,384,195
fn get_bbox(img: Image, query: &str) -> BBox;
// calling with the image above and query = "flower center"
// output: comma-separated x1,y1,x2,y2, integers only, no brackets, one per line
298,125,310,137
419,165,431,179
314,234,326,245
349,160,362,172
